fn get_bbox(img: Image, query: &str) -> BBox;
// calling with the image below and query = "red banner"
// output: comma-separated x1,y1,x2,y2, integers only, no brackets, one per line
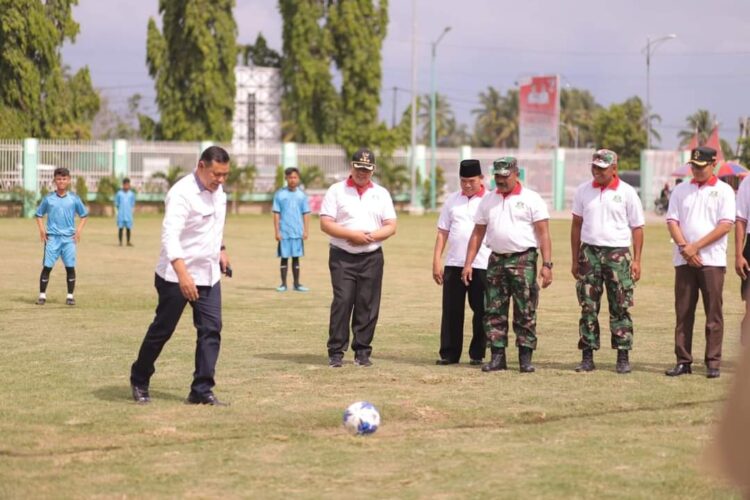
518,75,560,150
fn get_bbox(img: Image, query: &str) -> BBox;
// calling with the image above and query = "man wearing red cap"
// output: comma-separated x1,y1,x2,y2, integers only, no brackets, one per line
570,149,644,374
432,159,489,366
320,148,397,368
665,146,735,378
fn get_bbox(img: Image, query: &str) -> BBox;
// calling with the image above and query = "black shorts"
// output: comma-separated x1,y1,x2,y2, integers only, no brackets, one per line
742,237,750,300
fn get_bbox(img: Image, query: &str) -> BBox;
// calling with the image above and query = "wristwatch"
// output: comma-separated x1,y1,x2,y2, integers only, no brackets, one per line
542,261,554,269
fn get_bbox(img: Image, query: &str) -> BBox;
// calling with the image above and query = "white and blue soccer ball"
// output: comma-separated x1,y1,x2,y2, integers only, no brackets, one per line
343,401,380,435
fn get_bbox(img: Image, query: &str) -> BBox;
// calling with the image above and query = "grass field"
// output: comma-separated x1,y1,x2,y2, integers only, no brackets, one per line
0,213,744,498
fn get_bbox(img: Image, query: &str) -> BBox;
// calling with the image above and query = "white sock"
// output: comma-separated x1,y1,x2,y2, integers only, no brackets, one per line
39,292,46,299
67,293,74,299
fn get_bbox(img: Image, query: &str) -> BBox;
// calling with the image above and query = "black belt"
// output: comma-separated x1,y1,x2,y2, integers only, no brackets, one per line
330,245,383,256
492,248,536,259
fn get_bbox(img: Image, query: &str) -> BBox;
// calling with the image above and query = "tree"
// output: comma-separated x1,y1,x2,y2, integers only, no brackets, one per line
0,0,100,138
147,0,237,141
240,33,282,67
472,86,518,147
591,97,647,171
152,166,186,189
279,0,339,143
327,0,388,155
560,88,601,148
415,93,468,147
225,162,256,214
677,109,713,148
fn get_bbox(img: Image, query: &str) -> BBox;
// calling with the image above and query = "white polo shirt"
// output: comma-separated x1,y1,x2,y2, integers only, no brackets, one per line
474,183,549,254
437,187,491,269
156,172,227,286
320,177,397,254
666,176,735,267
572,176,645,247
736,175,750,233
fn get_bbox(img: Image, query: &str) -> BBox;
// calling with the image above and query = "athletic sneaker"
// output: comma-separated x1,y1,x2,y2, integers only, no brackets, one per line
276,285,287,292
294,285,309,292
35,297,46,305
66,297,76,306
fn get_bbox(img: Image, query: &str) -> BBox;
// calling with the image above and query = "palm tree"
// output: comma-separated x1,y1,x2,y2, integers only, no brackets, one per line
224,163,257,214
151,166,185,190
374,158,409,195
417,93,457,145
471,86,518,147
560,88,601,148
678,109,713,148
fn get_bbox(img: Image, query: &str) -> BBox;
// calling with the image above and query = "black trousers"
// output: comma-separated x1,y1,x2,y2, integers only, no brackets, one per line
130,274,222,396
439,266,488,362
327,246,383,359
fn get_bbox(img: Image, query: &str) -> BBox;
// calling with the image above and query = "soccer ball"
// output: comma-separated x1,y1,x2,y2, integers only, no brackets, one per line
342,401,380,435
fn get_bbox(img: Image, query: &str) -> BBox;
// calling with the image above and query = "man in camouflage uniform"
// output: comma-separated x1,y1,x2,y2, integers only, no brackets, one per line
462,157,553,373
570,149,644,373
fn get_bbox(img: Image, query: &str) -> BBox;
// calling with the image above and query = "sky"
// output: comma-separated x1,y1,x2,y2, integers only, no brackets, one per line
62,0,750,150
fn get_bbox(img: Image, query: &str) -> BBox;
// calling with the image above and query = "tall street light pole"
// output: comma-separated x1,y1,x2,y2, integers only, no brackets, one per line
408,0,421,213
644,34,676,150
429,26,451,211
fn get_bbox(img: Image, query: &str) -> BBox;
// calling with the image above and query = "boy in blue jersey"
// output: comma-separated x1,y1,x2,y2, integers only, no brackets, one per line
272,167,311,291
115,177,136,246
35,167,88,305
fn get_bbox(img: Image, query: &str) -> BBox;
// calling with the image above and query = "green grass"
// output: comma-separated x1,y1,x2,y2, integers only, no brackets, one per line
0,214,743,498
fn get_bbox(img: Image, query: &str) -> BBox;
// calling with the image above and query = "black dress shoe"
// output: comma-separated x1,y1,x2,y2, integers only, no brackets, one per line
131,384,150,404
706,368,721,379
665,363,692,376
435,359,458,365
186,392,228,406
469,359,483,366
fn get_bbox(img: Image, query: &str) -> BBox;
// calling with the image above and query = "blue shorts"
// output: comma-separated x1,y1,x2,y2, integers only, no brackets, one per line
117,217,133,229
277,238,304,258
44,234,77,268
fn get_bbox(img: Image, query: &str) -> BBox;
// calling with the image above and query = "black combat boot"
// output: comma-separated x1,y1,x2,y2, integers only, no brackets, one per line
481,347,507,372
616,349,631,374
518,346,535,373
575,348,595,372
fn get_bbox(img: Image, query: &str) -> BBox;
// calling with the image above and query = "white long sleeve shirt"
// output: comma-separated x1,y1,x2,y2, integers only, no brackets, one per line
155,172,227,286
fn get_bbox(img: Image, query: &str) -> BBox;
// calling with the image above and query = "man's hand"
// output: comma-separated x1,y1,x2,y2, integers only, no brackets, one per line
347,231,375,246
631,261,641,282
680,242,699,260
570,261,579,280
74,230,82,243
178,272,199,301
39,230,47,243
736,256,750,279
432,262,444,285
220,249,230,277
461,265,473,286
539,267,553,288
303,229,309,240
274,231,281,242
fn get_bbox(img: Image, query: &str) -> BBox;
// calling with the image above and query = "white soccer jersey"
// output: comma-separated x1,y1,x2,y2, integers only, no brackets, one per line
666,176,735,267
474,183,549,254
572,176,645,247
437,188,491,269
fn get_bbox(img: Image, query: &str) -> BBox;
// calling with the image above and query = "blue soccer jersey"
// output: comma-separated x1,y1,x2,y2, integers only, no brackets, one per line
36,192,88,236
272,187,310,239
115,189,136,227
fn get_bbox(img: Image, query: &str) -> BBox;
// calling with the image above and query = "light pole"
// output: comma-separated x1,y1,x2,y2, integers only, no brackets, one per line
408,0,421,213
644,34,676,150
429,26,451,211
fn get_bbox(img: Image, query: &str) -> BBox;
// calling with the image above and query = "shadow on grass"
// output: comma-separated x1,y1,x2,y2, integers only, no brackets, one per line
255,352,326,365
93,385,184,403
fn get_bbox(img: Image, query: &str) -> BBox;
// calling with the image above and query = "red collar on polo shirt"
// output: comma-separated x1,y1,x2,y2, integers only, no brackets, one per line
346,176,374,196
464,184,486,199
592,174,620,191
497,181,522,198
691,175,718,187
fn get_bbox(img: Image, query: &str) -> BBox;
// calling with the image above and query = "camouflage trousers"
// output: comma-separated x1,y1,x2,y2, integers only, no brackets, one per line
575,244,635,350
484,249,539,349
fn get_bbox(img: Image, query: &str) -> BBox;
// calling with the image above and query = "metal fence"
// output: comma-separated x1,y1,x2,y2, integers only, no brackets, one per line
0,140,22,191
37,140,113,192
224,141,282,192
129,141,201,193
